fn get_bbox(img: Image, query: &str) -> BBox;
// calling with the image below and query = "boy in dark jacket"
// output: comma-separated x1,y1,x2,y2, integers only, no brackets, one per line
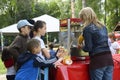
15,39,63,80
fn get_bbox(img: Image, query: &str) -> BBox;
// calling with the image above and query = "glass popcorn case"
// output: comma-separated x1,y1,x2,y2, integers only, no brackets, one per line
59,18,88,57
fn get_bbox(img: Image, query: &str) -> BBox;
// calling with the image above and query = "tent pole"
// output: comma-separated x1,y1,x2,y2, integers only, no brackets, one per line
46,33,49,47
0,31,4,51
67,19,70,54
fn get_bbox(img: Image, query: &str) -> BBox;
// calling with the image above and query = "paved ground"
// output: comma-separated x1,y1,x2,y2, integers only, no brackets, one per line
0,74,6,80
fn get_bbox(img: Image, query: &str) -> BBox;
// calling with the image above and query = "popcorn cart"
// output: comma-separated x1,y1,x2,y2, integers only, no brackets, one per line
59,18,88,58
49,20,120,80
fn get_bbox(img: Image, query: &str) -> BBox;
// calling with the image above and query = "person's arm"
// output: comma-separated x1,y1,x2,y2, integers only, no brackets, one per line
40,39,51,59
33,56,58,67
42,48,51,59
83,29,93,52
78,35,84,44
8,36,21,61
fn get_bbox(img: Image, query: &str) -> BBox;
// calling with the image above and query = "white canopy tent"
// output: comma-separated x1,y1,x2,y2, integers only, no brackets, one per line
0,14,60,33
0,24,18,34
0,24,19,50
0,14,60,50
33,14,60,32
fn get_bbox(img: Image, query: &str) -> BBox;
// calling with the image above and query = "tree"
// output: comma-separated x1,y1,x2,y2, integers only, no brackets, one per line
0,0,36,29
0,0,12,28
16,0,35,20
34,2,49,17
74,0,82,18
106,0,120,31
86,0,103,20
55,0,71,19
48,1,61,18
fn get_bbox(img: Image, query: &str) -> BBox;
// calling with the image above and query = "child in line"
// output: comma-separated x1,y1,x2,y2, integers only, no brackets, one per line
48,43,56,58
108,32,120,54
33,20,63,59
33,20,50,59
8,19,33,64
1,47,15,80
1,19,34,80
15,39,63,80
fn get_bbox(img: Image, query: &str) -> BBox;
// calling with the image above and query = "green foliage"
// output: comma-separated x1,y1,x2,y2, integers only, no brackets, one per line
0,0,8,15
57,1,71,19
106,0,120,32
86,0,103,20
34,1,60,18
34,2,49,17
48,1,61,18
0,0,13,28
75,0,82,18
0,0,120,33
0,55,6,74
16,0,35,20
48,32,59,43
0,14,10,28
3,35,16,46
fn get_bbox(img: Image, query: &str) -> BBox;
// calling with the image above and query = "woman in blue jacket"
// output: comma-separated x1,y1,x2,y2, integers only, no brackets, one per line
79,7,114,80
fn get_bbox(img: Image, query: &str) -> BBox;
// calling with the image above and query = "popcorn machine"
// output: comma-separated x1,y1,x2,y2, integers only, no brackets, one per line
59,18,83,57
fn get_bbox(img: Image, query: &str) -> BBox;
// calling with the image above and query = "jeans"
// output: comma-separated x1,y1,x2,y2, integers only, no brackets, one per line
90,66,113,80
6,75,15,80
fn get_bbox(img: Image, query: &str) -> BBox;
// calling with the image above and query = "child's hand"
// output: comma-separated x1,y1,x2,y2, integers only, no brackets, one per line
56,46,69,58
56,47,64,58
56,51,64,58
53,60,63,68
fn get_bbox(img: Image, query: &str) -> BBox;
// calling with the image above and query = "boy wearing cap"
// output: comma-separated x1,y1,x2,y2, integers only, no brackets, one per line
6,19,33,80
9,19,33,61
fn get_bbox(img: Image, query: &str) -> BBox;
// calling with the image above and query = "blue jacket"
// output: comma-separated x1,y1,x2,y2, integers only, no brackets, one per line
15,52,57,80
83,23,110,56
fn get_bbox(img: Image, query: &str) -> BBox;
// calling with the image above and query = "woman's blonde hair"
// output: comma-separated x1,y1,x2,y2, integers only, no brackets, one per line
79,7,104,28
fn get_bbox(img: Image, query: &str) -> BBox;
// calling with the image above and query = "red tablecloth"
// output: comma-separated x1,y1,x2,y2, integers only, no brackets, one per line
112,54,120,80
49,54,120,80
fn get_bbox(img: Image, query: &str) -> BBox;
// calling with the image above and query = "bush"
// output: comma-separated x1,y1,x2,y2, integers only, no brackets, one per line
0,55,6,74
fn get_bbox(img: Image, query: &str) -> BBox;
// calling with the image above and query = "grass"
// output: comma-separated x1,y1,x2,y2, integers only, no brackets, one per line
0,55,6,75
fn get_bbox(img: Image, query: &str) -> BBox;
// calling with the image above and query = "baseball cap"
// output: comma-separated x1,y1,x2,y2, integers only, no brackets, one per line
17,19,33,29
27,19,35,25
